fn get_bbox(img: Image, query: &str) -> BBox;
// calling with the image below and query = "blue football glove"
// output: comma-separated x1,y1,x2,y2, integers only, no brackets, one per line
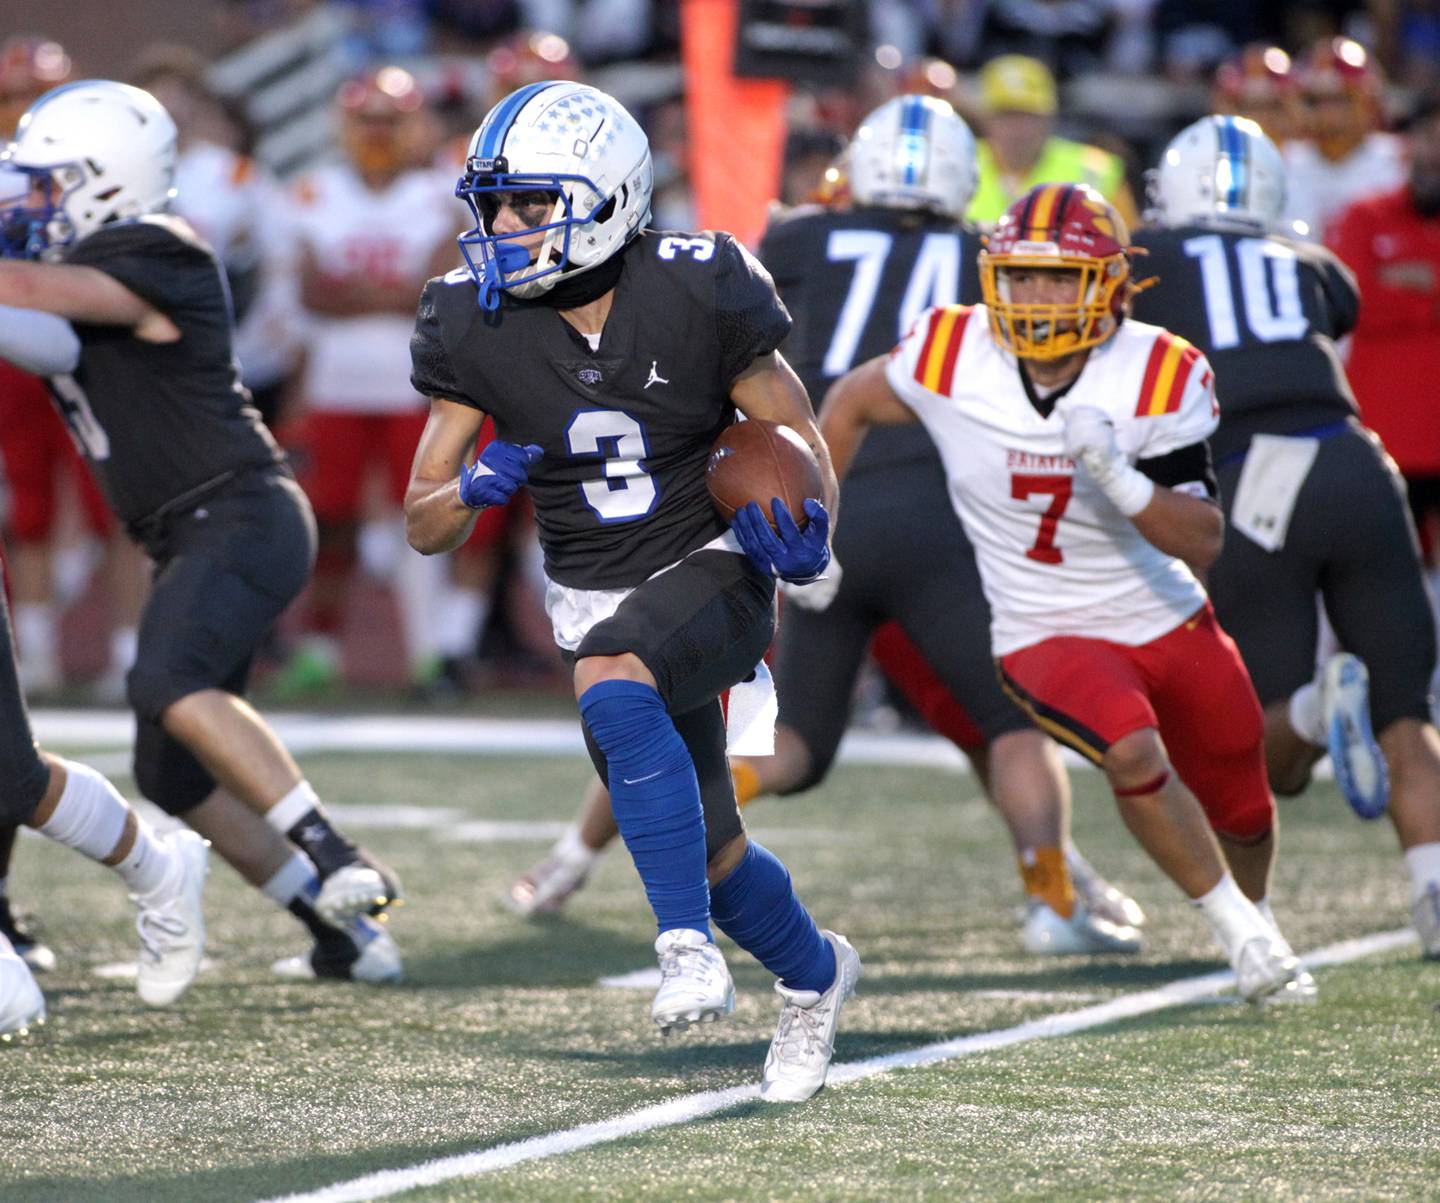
459,440,543,510
731,497,831,584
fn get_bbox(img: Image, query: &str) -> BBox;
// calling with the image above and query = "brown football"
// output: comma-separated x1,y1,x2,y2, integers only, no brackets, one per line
706,419,824,530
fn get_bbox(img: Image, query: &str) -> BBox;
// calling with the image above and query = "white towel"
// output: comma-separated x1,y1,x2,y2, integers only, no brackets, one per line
1230,434,1320,553
726,660,777,755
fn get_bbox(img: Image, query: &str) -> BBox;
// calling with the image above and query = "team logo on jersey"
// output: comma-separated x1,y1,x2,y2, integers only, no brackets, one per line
576,367,603,385
644,360,670,390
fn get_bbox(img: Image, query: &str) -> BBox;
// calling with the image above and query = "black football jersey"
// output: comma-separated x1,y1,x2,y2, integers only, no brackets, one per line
1130,226,1359,461
759,204,982,475
54,216,283,526
411,228,791,590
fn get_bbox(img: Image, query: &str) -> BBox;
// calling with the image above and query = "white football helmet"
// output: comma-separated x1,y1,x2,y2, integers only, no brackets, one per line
847,94,978,220
456,80,652,309
1148,115,1286,232
0,80,177,259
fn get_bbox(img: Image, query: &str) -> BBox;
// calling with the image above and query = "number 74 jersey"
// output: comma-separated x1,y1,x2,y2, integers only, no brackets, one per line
884,303,1219,655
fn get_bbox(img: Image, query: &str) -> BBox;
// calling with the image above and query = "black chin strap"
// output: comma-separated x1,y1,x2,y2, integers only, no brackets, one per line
538,246,628,309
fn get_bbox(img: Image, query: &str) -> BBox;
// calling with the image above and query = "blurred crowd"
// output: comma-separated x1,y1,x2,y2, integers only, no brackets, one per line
2,0,1439,706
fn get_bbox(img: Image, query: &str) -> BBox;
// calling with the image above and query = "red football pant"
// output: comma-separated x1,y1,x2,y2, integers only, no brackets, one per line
999,603,1273,841
0,366,112,542
870,620,986,751
300,409,430,522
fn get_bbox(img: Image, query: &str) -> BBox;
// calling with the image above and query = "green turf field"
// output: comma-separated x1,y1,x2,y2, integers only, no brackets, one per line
2,748,1436,1202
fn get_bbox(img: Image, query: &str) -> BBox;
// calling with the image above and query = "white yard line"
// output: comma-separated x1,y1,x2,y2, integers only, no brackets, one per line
258,927,1412,1203
30,709,977,771
33,708,1338,778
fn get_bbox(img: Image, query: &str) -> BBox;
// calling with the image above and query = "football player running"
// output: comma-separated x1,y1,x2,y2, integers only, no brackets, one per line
507,95,1146,956
1134,116,1440,958
0,81,402,987
405,81,858,1101
821,181,1310,1003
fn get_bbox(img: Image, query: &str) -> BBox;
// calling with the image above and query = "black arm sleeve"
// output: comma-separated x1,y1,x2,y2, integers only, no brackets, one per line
410,279,481,409
713,233,793,383
1306,243,1361,339
65,220,217,319
1137,439,1218,500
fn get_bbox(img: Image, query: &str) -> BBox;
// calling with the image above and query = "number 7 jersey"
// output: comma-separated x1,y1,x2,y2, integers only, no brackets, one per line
884,304,1219,655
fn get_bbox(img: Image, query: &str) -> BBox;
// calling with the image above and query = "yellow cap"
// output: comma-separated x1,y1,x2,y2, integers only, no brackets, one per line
978,55,1057,116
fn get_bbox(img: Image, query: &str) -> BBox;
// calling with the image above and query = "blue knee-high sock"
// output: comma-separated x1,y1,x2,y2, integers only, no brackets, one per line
710,841,835,993
579,679,710,938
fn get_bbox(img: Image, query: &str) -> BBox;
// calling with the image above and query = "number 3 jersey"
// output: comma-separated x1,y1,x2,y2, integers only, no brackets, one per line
410,228,791,590
885,305,1218,655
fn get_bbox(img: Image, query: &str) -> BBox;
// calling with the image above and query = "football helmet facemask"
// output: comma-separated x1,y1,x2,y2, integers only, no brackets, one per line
0,80,176,260
456,81,652,310
1148,115,1286,233
979,183,1134,361
847,94,977,219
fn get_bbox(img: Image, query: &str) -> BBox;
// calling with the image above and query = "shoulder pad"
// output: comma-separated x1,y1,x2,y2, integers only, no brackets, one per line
1133,328,1204,418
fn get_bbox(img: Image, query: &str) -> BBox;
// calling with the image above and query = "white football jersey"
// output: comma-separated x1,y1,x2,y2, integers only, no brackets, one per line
171,140,296,388
885,305,1218,655
284,162,462,411
1281,133,1407,241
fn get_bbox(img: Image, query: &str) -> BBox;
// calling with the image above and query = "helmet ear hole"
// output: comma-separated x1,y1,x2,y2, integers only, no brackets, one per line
593,195,617,224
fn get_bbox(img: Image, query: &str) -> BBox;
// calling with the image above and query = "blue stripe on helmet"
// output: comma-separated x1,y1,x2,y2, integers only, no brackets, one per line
899,96,931,186
477,81,558,161
1217,116,1247,211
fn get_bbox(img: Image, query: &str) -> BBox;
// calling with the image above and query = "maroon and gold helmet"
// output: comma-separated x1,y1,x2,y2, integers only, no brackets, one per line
1213,44,1302,145
484,31,578,110
337,65,426,178
979,183,1134,361
1296,37,1384,161
0,35,71,134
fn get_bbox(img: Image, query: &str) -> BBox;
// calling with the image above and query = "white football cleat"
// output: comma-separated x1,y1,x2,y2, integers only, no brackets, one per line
760,931,862,1104
0,896,57,973
134,831,209,1007
272,915,403,985
1022,901,1143,955
1413,881,1440,960
1321,653,1389,820
1254,903,1317,1004
1066,846,1146,928
650,928,734,1034
503,848,593,917
0,935,45,1042
1233,934,1301,1004
315,856,403,926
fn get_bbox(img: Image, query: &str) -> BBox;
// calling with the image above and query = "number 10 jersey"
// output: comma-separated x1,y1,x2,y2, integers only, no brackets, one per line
885,305,1218,655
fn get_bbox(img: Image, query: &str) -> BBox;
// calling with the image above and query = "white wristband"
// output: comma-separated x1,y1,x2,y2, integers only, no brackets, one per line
1101,465,1156,517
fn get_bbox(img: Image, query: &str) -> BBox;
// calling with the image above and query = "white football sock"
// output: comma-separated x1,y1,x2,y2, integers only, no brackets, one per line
263,781,323,835
36,760,129,863
1193,872,1271,961
41,760,175,897
392,539,447,672
13,602,59,685
115,826,176,900
261,851,319,907
435,586,488,660
109,625,138,674
1403,843,1440,905
555,824,600,867
1287,680,1325,747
